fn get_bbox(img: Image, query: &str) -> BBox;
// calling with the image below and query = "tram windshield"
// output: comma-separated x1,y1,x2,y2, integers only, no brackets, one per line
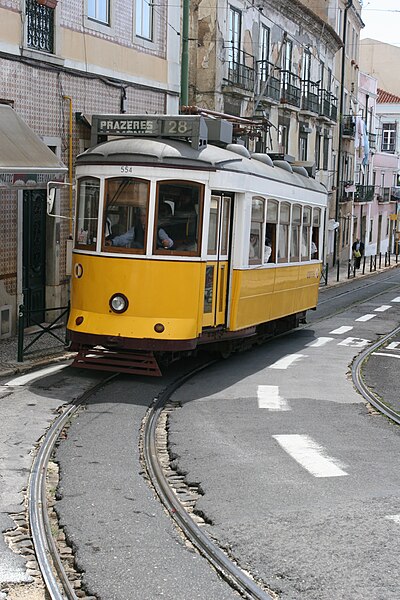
103,177,150,252
154,181,202,255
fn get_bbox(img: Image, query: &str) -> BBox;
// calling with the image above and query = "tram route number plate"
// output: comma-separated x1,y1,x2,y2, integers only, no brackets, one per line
91,115,208,149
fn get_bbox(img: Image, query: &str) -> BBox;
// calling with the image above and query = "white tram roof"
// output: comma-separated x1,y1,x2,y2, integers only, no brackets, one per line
76,138,326,195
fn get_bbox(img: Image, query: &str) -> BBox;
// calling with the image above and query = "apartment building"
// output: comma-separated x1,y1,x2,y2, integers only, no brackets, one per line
0,0,180,337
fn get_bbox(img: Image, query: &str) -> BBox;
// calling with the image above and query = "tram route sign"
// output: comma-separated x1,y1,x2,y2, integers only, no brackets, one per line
91,114,208,150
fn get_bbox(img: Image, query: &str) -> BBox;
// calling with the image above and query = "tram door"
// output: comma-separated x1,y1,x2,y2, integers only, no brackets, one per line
203,193,231,327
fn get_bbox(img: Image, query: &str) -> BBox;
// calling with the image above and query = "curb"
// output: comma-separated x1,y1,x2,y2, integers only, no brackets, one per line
0,352,76,379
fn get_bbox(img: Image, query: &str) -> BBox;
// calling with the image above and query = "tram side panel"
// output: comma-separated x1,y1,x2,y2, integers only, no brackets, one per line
229,263,321,331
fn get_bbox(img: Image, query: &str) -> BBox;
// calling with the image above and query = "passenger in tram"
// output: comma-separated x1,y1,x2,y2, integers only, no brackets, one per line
106,208,174,249
264,235,272,263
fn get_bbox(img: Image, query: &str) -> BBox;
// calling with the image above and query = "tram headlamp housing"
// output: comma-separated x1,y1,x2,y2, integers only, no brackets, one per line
109,293,129,314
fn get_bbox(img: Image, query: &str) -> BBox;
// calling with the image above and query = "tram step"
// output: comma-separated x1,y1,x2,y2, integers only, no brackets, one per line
71,348,162,376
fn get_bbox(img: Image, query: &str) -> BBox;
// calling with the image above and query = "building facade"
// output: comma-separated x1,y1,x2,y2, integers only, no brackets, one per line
0,0,180,337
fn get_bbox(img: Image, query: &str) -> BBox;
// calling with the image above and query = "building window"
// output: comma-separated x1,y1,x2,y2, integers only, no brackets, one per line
337,8,343,36
299,134,308,161
278,119,289,154
381,123,396,153
323,131,330,171
26,0,55,53
135,0,153,40
259,24,270,81
369,219,373,243
282,38,293,72
88,0,109,25
228,6,241,66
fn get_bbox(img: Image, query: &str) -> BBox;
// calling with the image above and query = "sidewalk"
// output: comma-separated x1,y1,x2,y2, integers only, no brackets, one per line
0,258,398,380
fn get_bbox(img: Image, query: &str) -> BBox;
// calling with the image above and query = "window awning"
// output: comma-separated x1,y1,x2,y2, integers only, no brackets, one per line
0,104,67,189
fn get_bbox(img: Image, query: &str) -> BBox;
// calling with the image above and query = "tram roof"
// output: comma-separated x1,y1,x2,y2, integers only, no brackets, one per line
76,137,326,195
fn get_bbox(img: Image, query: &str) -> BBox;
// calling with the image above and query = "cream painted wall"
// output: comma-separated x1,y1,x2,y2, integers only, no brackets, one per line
0,7,20,53
360,39,400,96
62,29,169,86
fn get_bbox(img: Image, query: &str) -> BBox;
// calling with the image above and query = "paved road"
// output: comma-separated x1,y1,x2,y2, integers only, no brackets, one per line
168,275,400,599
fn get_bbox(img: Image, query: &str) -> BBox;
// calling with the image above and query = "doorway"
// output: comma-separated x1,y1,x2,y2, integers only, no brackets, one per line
203,193,232,327
23,190,46,326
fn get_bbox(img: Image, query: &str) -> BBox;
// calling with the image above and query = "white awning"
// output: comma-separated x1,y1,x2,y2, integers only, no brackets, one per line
0,104,67,189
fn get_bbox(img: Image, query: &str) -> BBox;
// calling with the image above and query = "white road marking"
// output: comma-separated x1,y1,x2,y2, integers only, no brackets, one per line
329,326,353,335
373,352,400,359
5,363,68,387
374,305,392,312
257,385,290,411
387,342,400,350
385,515,400,525
391,297,400,303
338,337,370,348
355,314,376,322
306,337,334,347
268,354,305,369
272,434,348,478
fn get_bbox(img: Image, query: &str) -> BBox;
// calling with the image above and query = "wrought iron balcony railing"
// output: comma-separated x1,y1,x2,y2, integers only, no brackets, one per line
338,181,355,202
280,70,301,108
226,47,255,91
368,133,377,149
354,184,375,202
319,90,338,122
26,0,55,53
342,115,355,137
390,186,400,202
301,80,320,114
256,60,281,103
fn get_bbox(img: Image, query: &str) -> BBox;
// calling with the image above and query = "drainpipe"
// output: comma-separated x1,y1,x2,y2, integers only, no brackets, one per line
63,95,73,237
333,0,353,266
180,0,190,109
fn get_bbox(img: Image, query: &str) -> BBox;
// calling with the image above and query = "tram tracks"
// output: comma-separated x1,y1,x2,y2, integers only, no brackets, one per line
352,323,400,425
26,320,400,600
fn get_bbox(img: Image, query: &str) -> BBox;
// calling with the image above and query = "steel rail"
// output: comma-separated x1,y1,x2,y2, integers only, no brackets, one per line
142,362,274,600
28,375,117,600
352,324,400,425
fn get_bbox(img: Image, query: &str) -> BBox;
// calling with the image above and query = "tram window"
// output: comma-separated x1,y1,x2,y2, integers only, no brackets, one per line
155,181,203,255
312,208,321,258
75,178,100,249
208,196,219,254
290,205,301,262
278,202,290,263
249,197,265,265
266,199,278,263
103,178,149,252
301,206,312,260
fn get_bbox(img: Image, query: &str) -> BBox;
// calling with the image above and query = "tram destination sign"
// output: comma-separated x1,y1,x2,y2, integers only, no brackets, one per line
91,114,208,150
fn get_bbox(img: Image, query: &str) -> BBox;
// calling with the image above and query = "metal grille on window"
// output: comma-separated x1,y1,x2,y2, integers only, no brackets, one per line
26,0,54,54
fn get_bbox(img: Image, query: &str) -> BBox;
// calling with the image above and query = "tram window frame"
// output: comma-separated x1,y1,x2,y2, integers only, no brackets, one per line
312,208,321,258
290,204,301,262
265,199,278,264
102,177,150,254
249,197,265,265
277,202,290,263
154,181,204,256
75,177,100,251
301,206,312,260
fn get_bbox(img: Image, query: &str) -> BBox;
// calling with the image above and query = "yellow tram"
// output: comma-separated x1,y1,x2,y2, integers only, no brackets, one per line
67,115,327,375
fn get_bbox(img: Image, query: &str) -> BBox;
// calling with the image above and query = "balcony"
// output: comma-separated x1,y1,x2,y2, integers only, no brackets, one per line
354,184,375,202
280,70,301,108
377,187,399,203
391,186,400,202
301,81,320,114
256,61,281,103
226,48,255,92
342,115,355,138
338,181,355,203
368,133,377,149
319,89,338,122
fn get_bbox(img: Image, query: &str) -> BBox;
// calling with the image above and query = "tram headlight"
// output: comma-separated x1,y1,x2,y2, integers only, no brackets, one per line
109,293,129,314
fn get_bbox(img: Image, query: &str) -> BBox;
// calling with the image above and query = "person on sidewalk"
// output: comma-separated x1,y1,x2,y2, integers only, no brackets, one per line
352,238,364,269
